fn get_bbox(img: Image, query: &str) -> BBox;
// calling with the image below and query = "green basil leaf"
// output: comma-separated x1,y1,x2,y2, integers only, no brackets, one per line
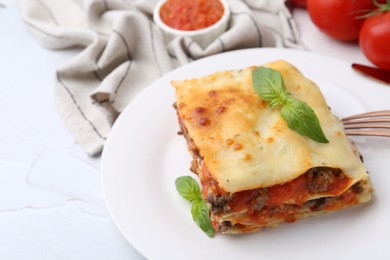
191,200,214,238
252,67,290,108
281,98,329,143
176,176,215,237
175,176,202,203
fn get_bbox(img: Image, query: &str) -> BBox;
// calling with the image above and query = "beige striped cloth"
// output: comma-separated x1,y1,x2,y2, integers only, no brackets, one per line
18,0,302,156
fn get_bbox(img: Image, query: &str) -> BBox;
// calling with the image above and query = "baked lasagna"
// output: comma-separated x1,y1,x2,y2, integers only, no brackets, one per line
172,60,373,234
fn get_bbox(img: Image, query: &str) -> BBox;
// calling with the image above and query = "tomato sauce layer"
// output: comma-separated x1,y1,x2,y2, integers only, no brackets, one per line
159,0,224,31
200,164,357,224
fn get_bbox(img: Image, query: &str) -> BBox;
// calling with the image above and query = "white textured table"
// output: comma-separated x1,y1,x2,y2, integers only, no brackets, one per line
0,2,375,259
0,1,143,259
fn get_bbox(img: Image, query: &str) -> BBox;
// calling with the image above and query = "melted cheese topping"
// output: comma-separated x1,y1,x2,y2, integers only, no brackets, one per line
172,60,368,193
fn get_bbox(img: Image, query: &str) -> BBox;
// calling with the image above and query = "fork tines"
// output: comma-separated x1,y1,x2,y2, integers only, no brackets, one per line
342,110,390,137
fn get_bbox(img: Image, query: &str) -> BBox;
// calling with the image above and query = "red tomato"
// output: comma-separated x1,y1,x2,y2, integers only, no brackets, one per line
307,0,377,41
359,11,390,70
287,0,307,7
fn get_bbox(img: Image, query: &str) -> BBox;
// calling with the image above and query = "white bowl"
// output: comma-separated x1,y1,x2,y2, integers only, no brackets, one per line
153,0,230,49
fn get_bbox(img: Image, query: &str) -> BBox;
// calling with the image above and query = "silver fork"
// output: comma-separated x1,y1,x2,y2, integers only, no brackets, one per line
342,110,390,137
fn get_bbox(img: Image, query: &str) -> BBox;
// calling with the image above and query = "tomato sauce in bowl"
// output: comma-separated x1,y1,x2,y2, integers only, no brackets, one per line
159,0,225,31
153,0,230,48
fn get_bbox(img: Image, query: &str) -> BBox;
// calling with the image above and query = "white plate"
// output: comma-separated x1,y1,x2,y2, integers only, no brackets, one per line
101,48,390,260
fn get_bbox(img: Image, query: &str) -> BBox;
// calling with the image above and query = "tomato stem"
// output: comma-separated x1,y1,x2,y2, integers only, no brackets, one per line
356,0,390,19
373,0,390,11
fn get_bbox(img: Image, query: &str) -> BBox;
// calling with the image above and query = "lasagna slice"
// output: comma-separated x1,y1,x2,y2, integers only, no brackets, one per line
172,60,373,234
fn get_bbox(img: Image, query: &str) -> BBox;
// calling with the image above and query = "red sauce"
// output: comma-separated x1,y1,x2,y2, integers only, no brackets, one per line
322,190,359,211
200,164,356,226
266,171,351,207
159,0,224,31
200,163,224,198
226,170,352,213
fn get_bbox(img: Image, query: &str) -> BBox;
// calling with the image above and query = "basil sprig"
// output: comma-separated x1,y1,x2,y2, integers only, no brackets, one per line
175,176,214,237
252,67,329,143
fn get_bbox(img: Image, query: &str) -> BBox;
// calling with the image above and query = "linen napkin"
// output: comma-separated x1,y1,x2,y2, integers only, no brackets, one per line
18,0,302,156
